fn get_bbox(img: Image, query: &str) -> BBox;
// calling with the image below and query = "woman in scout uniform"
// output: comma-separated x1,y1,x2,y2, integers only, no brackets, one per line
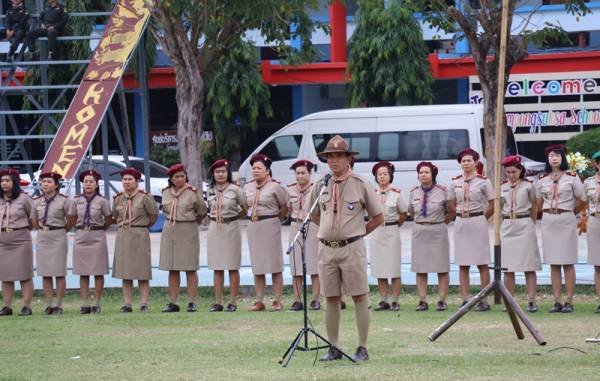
287,159,321,312
32,171,73,315
68,169,112,314
500,156,541,313
112,168,159,312
243,154,288,312
536,144,586,313
448,148,494,311
160,164,207,313
584,150,600,313
0,168,35,316
207,159,246,312
369,161,407,312
409,161,454,312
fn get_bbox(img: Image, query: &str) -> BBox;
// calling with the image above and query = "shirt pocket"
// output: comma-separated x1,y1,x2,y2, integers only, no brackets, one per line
319,192,331,211
557,182,573,200
342,198,361,217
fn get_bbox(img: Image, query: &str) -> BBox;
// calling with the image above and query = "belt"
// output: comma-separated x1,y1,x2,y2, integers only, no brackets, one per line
76,225,104,231
0,226,28,232
319,236,362,248
384,221,399,226
39,225,65,231
502,214,530,219
415,221,444,225
458,211,484,218
119,225,148,229
543,208,571,215
591,212,600,218
291,218,305,224
209,216,239,224
248,214,278,222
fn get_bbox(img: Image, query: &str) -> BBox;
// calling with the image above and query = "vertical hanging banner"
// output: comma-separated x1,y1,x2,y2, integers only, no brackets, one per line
40,0,151,179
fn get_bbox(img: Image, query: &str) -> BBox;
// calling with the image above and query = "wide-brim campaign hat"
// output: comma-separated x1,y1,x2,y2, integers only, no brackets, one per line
317,135,358,157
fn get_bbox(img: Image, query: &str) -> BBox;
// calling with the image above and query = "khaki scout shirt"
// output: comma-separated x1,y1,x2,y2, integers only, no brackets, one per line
584,175,600,215
243,179,288,217
207,183,245,219
112,191,159,227
408,184,448,223
0,192,34,228
374,187,407,224
161,185,207,222
33,193,71,227
69,193,111,226
500,179,535,216
309,173,382,241
287,182,315,221
448,174,494,214
535,171,585,210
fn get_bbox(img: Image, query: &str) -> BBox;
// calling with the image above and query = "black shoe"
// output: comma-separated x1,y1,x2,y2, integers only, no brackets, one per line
225,303,237,312
416,301,428,311
549,302,563,313
0,306,13,316
436,301,447,311
80,306,91,314
319,346,343,361
187,302,198,312
374,301,390,311
44,306,54,315
19,306,32,316
162,303,180,313
390,302,400,311
52,307,63,315
340,301,346,310
91,306,101,314
528,302,537,313
140,305,150,313
475,301,491,312
310,300,321,310
120,305,133,313
289,301,303,311
352,346,369,362
209,303,223,312
562,302,574,313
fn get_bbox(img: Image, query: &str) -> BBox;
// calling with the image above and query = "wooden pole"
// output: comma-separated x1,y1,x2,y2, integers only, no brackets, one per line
492,0,511,304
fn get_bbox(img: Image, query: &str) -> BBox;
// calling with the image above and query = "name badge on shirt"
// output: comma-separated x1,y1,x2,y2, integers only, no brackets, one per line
347,202,356,211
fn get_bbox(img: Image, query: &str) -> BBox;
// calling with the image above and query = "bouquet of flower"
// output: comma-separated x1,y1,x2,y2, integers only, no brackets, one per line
566,151,595,179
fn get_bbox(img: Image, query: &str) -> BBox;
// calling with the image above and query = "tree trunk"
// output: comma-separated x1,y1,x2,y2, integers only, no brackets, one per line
479,76,507,182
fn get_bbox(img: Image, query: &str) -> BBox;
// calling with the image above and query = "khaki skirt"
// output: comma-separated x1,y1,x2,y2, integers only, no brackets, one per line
369,224,402,278
454,215,491,266
500,218,541,272
159,222,200,271
73,229,109,275
587,216,600,266
0,229,33,281
36,229,68,277
541,212,578,265
289,221,319,276
411,223,450,273
207,220,242,270
112,227,152,280
247,217,283,275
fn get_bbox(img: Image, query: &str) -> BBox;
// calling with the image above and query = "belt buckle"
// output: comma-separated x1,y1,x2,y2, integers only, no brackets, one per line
6,227,14,232
42,226,49,231
462,210,469,218
329,240,340,248
251,215,257,222
84,226,91,232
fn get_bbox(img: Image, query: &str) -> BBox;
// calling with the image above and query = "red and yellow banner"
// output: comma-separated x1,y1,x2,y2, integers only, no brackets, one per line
41,0,151,179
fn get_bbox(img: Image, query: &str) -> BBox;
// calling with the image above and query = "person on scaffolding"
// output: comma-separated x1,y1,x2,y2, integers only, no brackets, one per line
0,0,29,62
25,0,68,61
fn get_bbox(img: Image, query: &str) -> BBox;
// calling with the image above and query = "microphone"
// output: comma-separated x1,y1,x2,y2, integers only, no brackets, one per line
322,173,332,186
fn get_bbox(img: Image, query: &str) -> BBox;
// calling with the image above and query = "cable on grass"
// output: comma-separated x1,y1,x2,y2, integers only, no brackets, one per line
547,346,587,354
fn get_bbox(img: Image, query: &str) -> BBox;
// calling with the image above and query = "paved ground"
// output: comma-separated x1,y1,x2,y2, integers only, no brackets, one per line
27,220,595,289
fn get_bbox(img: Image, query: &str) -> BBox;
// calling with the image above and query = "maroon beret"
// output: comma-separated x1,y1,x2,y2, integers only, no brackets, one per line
79,169,102,182
457,148,480,163
250,153,272,168
544,144,566,157
416,161,438,177
0,167,20,177
290,159,314,172
372,161,395,176
501,155,523,168
167,163,186,177
120,167,142,180
39,171,62,182
209,159,229,173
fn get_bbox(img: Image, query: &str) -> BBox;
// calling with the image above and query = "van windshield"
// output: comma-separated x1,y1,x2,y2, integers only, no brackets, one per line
479,128,518,157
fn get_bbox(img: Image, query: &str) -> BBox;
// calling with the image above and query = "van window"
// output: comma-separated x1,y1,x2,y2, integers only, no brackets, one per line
262,135,303,161
313,133,375,162
479,128,517,157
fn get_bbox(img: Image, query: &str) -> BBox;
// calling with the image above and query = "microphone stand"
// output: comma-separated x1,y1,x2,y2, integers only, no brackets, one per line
279,174,356,367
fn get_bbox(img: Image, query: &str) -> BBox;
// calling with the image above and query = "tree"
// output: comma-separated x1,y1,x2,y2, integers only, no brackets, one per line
348,0,434,107
405,0,590,178
149,0,323,187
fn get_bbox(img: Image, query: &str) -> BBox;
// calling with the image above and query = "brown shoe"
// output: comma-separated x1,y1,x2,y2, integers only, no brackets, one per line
0,306,13,316
319,346,343,361
390,302,400,311
374,301,390,311
44,306,54,315
436,301,447,311
250,301,265,311
140,304,150,313
209,303,224,312
19,306,32,316
549,302,563,313
475,301,491,312
161,303,180,313
91,306,101,314
120,305,133,313
310,300,321,310
416,301,429,311
289,301,303,311
80,306,91,314
561,302,574,313
52,307,63,315
225,303,237,312
527,302,537,313
271,301,283,311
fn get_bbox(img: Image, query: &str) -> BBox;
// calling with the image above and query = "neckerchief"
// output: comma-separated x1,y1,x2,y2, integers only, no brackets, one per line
42,192,57,225
122,190,138,228
420,183,435,217
83,193,97,226
296,182,312,220
251,179,270,220
168,185,187,227
550,171,564,210
331,169,352,229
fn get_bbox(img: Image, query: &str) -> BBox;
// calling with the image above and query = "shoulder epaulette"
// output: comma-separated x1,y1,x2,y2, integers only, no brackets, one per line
452,175,463,180
525,178,533,183
271,179,281,184
410,186,419,192
566,171,577,177
435,184,447,191
391,187,401,193
32,195,41,200
58,193,67,198
501,180,508,185
287,183,297,188
113,192,122,199
139,190,148,195
538,173,548,179
246,179,255,183
189,186,198,192
162,186,170,192
476,174,488,180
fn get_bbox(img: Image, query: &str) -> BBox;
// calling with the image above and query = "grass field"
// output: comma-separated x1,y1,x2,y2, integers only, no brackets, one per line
1,287,600,381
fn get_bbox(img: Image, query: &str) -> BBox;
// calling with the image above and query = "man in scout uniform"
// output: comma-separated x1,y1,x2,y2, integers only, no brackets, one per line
309,135,384,362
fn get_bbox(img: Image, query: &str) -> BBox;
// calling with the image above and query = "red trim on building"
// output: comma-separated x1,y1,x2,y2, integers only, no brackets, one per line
330,0,347,63
260,60,349,85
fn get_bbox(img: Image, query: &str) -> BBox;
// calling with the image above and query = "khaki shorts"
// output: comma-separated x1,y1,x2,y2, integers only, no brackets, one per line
318,239,369,297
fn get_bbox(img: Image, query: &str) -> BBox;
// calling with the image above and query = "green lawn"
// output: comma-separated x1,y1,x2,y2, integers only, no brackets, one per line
1,288,600,380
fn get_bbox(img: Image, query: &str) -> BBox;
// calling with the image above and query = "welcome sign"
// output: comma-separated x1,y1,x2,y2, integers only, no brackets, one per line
505,78,598,97
40,0,151,179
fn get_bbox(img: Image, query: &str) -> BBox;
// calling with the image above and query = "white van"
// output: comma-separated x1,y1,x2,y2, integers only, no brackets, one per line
238,104,542,189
